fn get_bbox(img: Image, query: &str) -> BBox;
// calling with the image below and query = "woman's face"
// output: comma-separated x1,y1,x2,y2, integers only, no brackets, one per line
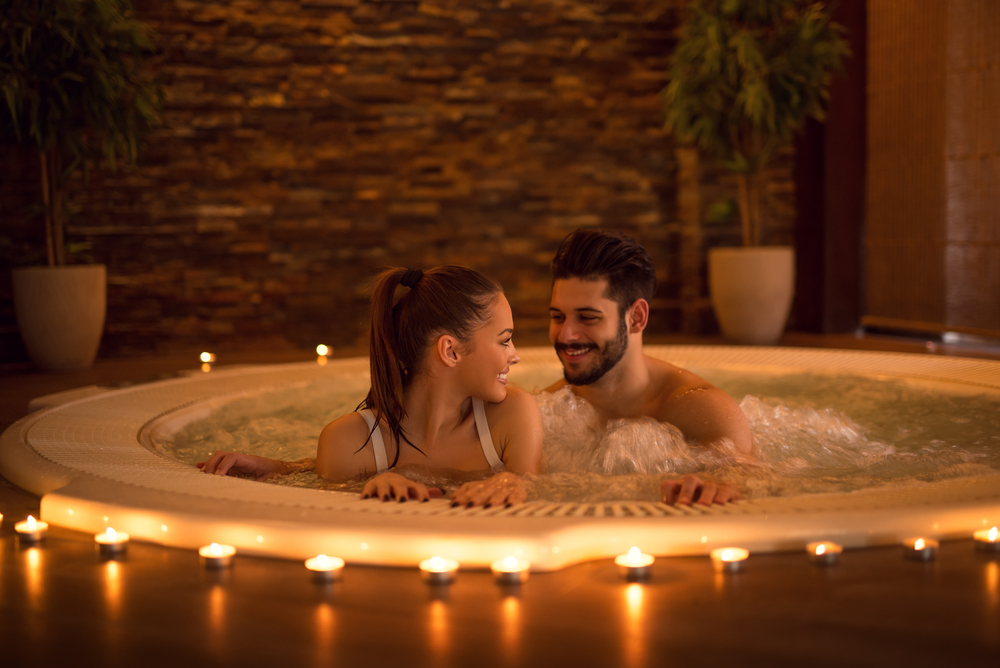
460,293,520,403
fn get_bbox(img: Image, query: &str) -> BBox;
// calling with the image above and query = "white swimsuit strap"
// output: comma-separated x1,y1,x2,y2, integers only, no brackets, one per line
359,409,389,473
472,398,504,470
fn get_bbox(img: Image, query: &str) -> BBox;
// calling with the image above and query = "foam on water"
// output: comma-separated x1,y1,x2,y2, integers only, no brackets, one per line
160,369,1000,502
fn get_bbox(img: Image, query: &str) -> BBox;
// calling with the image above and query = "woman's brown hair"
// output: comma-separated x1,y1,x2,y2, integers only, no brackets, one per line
359,265,502,465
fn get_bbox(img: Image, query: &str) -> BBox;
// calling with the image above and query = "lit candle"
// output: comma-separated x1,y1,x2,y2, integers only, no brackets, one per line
974,526,999,553
491,556,530,585
305,554,345,582
316,344,331,366
806,541,842,566
903,537,938,561
200,352,216,373
419,556,459,585
614,547,654,581
710,547,749,574
15,515,48,544
95,527,130,557
199,543,236,569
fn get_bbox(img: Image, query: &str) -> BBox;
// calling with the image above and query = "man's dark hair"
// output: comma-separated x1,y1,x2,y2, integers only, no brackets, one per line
550,228,656,316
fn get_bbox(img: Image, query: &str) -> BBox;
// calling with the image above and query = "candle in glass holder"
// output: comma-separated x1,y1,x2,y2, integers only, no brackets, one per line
806,541,842,566
614,547,654,581
710,547,748,573
199,543,236,569
419,556,458,585
95,527,130,557
903,537,938,561
15,515,48,544
974,526,999,553
491,556,530,585
305,554,345,582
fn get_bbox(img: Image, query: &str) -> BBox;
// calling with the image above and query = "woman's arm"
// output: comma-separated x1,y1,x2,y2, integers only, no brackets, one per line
450,388,543,507
196,452,304,480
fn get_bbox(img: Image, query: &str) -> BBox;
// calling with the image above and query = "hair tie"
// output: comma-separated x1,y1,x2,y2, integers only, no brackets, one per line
400,267,423,288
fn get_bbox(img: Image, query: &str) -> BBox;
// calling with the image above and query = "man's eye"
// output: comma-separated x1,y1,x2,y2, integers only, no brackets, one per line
550,315,564,322
580,316,596,322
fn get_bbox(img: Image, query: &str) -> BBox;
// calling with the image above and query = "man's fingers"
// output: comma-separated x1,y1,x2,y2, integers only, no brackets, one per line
660,480,680,505
677,475,702,505
697,482,718,506
715,485,739,504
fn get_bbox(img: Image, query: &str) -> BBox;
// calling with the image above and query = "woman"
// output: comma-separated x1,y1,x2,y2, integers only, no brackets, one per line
198,266,543,507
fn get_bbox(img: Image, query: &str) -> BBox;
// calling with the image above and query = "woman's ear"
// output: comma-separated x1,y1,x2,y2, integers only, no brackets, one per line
435,334,461,368
628,299,649,333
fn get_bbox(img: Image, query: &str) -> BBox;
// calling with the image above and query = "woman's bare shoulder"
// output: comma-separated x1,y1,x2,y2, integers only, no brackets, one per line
485,387,541,421
317,411,378,481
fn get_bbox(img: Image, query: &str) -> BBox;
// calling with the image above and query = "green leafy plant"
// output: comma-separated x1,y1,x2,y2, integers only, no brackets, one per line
662,0,849,246
0,0,161,266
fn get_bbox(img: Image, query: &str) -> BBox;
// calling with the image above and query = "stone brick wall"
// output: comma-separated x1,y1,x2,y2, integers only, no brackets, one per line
0,0,795,364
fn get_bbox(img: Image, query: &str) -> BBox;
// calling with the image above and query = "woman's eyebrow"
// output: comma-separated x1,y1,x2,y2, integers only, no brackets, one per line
497,327,513,336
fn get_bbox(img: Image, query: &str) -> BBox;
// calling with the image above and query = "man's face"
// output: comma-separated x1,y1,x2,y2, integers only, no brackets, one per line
548,277,628,386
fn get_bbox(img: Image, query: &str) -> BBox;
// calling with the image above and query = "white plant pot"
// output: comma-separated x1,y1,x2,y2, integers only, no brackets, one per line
12,265,107,372
708,247,794,345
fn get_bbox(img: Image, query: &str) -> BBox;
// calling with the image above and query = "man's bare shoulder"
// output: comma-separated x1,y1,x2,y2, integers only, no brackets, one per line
645,356,715,399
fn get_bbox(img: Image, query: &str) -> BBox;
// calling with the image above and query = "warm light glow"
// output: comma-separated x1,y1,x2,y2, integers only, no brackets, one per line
914,538,925,551
721,549,733,561
991,527,998,542
25,548,41,601
105,560,121,618
815,544,826,556
200,352,215,363
503,556,518,569
710,547,749,567
628,546,641,561
420,556,458,573
317,355,328,366
106,528,117,542
201,362,212,373
199,543,236,559
306,554,345,573
614,547,654,569
211,543,222,556
95,527,130,547
316,344,329,356
27,515,36,531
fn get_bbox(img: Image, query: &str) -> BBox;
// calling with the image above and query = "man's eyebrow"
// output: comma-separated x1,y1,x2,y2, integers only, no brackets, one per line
497,327,513,336
547,306,604,314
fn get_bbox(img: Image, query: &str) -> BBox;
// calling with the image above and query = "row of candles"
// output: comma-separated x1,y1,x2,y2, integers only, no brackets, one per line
7,513,1000,584
199,345,333,373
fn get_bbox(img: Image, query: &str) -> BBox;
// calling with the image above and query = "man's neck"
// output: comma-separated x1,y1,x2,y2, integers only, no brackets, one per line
568,341,651,420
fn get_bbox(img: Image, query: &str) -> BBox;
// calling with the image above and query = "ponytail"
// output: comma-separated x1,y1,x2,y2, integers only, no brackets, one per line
358,265,502,466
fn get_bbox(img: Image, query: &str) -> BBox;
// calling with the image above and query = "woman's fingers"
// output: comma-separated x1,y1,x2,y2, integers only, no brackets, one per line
661,476,740,506
697,482,718,506
715,484,739,504
197,450,228,474
677,474,702,505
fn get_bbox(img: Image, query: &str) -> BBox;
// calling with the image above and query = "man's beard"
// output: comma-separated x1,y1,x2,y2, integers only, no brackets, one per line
556,314,628,386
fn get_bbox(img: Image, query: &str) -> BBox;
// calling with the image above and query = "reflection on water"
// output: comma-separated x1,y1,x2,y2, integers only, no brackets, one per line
624,583,645,668
104,561,121,619
161,370,1000,502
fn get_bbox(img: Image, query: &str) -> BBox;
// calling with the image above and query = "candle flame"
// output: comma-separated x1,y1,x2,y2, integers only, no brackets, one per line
316,344,329,356
106,527,117,542
989,527,998,542
210,542,222,556
720,549,733,561
914,538,925,550
502,556,518,569
200,352,214,363
627,546,641,562
315,554,331,568
815,544,826,555
427,556,446,570
26,515,36,531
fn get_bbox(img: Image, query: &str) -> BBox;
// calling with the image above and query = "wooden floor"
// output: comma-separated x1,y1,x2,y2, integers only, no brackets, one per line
2,334,999,667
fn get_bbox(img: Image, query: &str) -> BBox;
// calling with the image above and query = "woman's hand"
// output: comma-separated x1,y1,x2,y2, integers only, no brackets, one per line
361,472,442,503
451,472,526,508
661,474,739,506
197,451,290,481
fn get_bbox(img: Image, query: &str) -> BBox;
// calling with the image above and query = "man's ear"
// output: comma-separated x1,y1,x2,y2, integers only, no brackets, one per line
435,334,461,368
627,299,649,333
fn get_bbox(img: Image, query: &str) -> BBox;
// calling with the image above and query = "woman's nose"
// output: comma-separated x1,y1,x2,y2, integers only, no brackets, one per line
508,342,521,365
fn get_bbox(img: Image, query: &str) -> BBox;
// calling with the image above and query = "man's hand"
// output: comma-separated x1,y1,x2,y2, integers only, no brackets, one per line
661,474,739,506
451,472,526,508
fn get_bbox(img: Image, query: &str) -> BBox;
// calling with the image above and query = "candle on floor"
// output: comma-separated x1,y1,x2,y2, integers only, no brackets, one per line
200,352,216,373
419,556,458,585
15,515,48,544
95,527,130,557
305,554,345,582
491,556,530,585
710,547,749,573
199,543,236,569
614,547,654,581
973,526,999,553
903,537,938,561
806,541,842,566
316,344,332,366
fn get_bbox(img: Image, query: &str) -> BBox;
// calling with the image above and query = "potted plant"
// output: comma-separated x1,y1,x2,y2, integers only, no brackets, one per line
1,0,161,370
662,0,849,344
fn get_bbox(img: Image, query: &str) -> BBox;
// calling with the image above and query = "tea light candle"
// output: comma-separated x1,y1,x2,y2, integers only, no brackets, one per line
614,547,654,581
95,527,130,557
316,344,332,366
305,554,345,582
419,556,458,585
200,352,215,373
807,541,842,566
15,515,48,544
491,556,530,585
199,543,236,569
974,526,999,553
903,537,938,561
710,547,749,573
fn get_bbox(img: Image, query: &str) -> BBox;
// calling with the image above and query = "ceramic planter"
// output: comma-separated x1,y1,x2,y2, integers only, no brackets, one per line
12,265,106,371
708,247,794,345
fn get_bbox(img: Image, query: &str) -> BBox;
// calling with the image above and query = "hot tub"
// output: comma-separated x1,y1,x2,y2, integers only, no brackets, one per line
2,346,999,570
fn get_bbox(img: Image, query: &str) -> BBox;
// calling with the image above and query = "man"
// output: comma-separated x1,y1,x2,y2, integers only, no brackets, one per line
546,228,750,506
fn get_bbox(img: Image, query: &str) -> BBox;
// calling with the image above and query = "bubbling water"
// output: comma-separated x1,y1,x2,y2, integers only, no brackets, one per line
160,371,1000,502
